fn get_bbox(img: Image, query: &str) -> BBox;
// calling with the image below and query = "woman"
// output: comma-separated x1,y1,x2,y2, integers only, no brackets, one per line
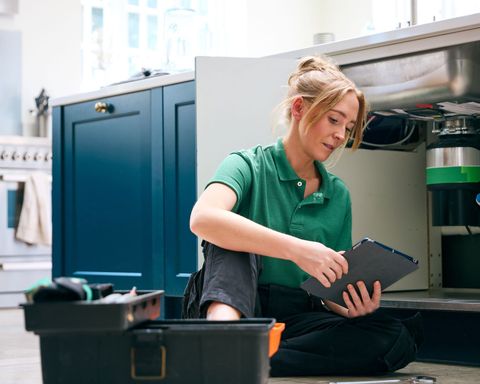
183,56,422,376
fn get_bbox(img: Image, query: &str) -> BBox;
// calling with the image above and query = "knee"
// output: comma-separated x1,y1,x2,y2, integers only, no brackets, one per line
381,323,418,373
353,314,418,374
206,301,242,320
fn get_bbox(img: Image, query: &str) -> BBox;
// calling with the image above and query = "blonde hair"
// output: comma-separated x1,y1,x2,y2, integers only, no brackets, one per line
280,55,368,150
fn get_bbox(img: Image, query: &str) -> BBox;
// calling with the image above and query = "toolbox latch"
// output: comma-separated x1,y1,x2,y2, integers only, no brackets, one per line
130,345,166,380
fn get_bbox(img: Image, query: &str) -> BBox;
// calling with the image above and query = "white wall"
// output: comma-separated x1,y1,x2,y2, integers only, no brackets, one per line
244,0,323,56
0,0,82,136
244,0,374,57
315,0,374,42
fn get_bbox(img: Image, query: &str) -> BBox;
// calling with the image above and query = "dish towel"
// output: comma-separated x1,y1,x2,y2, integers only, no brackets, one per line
16,172,52,246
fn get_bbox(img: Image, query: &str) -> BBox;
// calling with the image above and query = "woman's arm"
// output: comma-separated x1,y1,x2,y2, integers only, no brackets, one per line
190,183,348,288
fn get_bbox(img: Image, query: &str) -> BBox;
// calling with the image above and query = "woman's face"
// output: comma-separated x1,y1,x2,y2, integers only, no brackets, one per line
299,91,359,162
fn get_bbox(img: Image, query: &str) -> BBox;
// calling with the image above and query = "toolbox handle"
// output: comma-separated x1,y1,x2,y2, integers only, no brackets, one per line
269,322,285,357
130,346,166,381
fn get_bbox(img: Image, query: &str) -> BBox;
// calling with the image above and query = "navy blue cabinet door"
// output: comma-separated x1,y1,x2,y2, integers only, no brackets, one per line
56,91,164,289
163,81,197,296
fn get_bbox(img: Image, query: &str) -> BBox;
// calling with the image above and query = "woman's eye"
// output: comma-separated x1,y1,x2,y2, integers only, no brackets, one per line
329,117,338,124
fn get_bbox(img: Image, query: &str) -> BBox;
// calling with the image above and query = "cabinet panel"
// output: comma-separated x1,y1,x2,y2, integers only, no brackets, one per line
54,82,196,299
163,81,197,296
61,91,160,289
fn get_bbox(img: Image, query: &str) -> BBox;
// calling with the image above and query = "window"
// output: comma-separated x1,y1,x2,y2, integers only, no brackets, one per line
81,0,243,90
415,0,480,24
371,0,480,34
147,15,158,49
371,0,411,33
128,13,140,48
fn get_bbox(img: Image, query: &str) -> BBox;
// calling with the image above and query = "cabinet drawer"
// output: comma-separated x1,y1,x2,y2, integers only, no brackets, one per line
63,91,149,121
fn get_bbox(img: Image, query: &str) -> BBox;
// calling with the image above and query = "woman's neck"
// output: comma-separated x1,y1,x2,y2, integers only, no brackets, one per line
283,127,317,180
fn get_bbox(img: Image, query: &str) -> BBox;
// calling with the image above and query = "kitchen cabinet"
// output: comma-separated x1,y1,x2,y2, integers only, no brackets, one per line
52,81,196,308
163,82,197,296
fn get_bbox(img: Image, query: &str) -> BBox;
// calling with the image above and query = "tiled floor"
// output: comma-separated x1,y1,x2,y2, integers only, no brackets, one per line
1,308,479,384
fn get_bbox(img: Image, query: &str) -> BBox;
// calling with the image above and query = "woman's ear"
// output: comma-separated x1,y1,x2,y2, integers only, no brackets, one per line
291,97,304,121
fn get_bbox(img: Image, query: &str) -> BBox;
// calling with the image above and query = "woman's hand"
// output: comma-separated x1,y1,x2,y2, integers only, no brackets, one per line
342,280,381,318
323,281,381,318
292,240,348,288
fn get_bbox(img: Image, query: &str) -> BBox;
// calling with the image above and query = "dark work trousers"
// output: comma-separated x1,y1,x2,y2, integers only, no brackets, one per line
182,241,423,377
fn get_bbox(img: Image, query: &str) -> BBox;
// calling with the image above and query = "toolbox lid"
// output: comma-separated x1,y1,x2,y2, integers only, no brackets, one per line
22,290,163,334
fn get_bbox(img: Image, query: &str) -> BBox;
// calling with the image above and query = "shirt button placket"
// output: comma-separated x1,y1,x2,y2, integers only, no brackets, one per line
291,180,305,234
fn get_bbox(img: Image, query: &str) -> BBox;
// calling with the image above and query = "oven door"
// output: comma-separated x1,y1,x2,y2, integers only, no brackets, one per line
0,174,51,307
0,175,51,256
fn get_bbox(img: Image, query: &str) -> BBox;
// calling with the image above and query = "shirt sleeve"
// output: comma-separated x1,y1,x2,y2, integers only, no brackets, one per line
206,153,252,212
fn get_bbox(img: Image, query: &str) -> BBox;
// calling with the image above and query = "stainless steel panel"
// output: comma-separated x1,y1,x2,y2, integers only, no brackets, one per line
427,146,480,168
342,41,480,111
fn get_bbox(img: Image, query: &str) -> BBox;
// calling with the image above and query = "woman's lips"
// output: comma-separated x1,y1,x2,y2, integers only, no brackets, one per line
323,143,334,151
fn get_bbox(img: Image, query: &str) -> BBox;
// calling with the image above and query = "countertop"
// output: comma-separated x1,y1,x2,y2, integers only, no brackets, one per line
51,71,194,107
382,288,480,312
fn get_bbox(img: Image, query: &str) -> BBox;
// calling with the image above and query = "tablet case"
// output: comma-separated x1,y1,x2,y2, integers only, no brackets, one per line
300,238,419,306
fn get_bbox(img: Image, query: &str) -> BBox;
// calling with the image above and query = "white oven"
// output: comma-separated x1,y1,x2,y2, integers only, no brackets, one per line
0,136,52,307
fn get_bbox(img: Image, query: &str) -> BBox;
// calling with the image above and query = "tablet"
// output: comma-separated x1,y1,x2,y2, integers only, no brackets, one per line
300,237,419,306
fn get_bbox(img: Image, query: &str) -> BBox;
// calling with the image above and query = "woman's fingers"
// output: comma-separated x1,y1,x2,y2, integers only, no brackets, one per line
342,291,356,315
317,274,331,288
344,281,382,318
332,252,349,274
324,267,338,284
372,280,382,301
356,281,371,303
295,242,350,288
347,284,363,308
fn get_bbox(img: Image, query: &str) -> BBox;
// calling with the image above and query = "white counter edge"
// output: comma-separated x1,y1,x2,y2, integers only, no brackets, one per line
51,71,195,107
268,13,480,62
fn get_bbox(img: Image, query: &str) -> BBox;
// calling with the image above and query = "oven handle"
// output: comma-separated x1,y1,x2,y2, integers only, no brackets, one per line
0,174,52,183
0,261,52,271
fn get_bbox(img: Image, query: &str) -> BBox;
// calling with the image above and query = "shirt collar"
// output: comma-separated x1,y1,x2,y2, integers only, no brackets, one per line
273,138,332,199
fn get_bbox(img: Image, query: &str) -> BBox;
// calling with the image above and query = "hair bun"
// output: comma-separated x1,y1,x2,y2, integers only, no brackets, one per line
288,55,341,85
299,56,338,72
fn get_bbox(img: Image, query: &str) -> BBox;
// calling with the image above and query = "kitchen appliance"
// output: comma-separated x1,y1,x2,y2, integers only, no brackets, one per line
0,135,52,307
427,116,480,226
342,40,480,228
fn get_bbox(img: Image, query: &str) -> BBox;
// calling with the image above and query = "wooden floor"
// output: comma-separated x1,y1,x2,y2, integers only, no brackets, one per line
1,308,479,384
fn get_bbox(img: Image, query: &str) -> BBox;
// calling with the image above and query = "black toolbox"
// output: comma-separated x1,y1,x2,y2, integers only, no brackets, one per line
23,291,275,384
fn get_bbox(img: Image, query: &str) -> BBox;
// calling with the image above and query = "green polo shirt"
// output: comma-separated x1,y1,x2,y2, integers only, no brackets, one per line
207,138,352,288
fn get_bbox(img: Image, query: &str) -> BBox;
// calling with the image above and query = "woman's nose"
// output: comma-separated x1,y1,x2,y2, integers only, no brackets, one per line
333,127,346,141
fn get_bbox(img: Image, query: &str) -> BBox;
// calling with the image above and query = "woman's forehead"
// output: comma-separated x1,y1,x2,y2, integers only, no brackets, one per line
330,93,359,121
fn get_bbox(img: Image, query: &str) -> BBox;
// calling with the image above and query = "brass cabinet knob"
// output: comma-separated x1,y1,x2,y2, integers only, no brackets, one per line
94,102,112,113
